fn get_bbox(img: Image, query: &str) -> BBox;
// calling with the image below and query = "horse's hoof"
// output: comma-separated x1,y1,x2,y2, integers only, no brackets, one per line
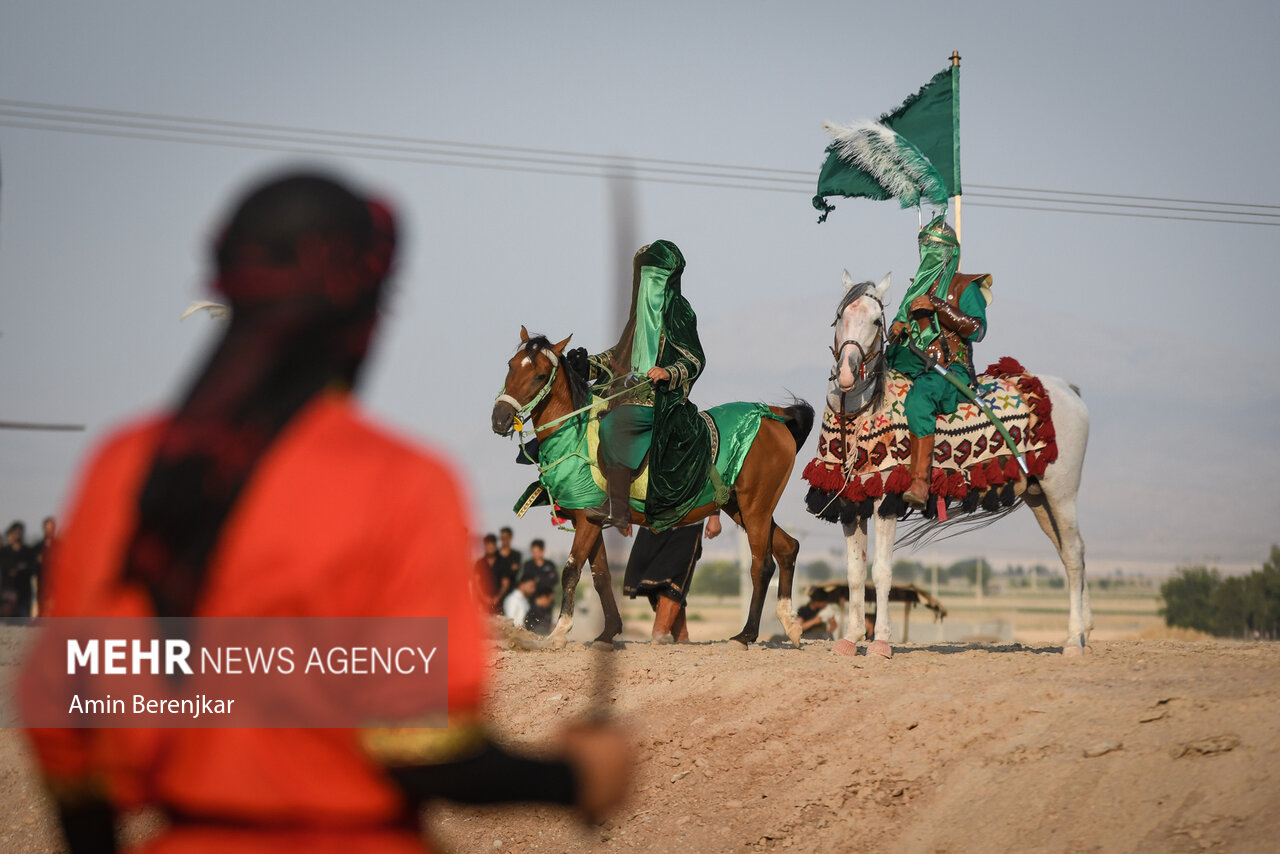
1062,643,1092,658
786,627,804,648
590,639,617,652
546,634,568,651
728,636,751,650
868,639,893,659
832,638,859,657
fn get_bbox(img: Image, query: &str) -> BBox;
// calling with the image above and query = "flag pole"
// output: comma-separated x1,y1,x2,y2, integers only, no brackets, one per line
950,50,962,266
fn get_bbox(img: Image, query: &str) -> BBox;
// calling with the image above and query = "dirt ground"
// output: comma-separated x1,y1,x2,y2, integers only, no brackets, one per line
3,628,1278,853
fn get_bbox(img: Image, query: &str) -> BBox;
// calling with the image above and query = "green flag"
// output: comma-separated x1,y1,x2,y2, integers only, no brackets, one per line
814,64,961,222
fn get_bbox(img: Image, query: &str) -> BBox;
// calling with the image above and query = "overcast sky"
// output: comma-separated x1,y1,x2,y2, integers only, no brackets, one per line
2,1,1278,576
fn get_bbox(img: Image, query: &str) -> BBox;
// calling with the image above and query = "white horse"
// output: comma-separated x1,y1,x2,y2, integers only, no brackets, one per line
815,271,1092,657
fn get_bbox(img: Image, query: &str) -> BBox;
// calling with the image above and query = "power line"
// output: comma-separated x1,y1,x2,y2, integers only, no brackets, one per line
969,182,1280,211
0,118,807,196
960,200,1280,227
2,99,1277,226
0,98,803,179
0,421,85,432
965,190,1280,219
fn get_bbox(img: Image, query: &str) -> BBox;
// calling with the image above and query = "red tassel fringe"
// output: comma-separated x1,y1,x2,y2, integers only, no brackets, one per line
884,465,911,493
806,357,1061,510
984,356,1026,378
803,460,845,491
969,463,987,491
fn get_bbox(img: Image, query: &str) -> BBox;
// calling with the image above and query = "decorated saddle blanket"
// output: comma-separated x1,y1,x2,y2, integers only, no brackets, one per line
515,400,778,517
802,358,1058,521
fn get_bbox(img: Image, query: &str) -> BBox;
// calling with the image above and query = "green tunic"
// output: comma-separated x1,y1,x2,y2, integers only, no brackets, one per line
887,280,988,436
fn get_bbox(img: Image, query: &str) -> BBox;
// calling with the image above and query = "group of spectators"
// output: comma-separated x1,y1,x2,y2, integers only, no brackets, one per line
474,527,560,635
1,517,56,622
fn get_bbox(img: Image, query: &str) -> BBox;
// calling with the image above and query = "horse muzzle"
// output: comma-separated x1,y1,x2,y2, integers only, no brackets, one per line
835,354,859,393
491,400,517,436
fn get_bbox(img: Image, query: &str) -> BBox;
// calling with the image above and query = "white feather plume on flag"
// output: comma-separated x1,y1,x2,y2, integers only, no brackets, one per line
822,120,950,210
180,301,231,322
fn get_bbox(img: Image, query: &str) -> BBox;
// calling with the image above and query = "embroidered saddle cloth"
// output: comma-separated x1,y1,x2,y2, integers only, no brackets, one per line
802,358,1058,510
515,400,778,517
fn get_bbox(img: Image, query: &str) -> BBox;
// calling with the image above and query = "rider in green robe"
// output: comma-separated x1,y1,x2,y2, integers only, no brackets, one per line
887,215,991,508
587,240,712,534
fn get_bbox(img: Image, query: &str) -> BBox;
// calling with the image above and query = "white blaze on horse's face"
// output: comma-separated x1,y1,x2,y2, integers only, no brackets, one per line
834,271,891,393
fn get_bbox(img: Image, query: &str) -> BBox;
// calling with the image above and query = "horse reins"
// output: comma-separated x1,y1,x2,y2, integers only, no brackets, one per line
818,288,888,517
495,346,652,436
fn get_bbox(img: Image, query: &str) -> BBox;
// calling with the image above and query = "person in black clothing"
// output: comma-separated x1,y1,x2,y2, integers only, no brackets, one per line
32,516,56,617
0,521,36,622
521,538,558,601
524,581,556,636
494,526,522,596
475,532,505,612
623,513,721,642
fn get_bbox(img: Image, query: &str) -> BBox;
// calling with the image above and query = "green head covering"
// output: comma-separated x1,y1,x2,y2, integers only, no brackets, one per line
893,214,960,352
631,240,685,373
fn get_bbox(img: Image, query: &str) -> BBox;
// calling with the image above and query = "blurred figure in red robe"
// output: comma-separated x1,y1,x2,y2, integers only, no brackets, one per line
24,170,630,854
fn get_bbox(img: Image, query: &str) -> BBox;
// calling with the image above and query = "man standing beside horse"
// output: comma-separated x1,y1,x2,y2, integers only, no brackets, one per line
887,214,991,508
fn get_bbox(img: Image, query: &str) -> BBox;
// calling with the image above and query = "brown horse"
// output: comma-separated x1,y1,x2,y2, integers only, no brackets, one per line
491,327,814,647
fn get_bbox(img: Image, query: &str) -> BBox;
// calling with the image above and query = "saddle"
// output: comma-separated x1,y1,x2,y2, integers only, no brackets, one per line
589,399,651,503
513,399,757,520
803,358,1058,521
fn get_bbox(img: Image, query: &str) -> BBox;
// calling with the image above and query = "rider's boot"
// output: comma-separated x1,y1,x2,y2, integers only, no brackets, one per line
903,432,935,509
586,464,634,535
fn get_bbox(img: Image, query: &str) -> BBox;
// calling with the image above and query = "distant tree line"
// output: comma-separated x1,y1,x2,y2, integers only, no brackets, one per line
689,561,739,598
1159,546,1280,639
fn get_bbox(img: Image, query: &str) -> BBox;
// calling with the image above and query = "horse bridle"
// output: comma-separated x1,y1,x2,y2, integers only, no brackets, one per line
495,345,559,429
830,289,887,415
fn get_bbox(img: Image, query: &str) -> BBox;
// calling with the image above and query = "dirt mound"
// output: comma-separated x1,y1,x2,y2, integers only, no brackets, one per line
432,639,1279,853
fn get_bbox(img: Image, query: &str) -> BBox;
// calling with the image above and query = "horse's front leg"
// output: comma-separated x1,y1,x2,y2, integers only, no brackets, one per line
550,512,599,642
587,532,623,647
867,508,897,659
833,515,868,657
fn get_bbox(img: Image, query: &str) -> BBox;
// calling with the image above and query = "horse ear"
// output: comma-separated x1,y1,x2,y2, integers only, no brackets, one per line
519,325,530,342
841,269,856,293
875,272,892,300
552,334,573,355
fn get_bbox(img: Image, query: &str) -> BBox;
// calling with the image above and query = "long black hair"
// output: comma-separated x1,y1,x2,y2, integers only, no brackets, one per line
120,172,396,618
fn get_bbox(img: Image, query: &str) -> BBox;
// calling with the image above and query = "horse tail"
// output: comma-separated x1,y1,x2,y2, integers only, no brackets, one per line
774,398,815,454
